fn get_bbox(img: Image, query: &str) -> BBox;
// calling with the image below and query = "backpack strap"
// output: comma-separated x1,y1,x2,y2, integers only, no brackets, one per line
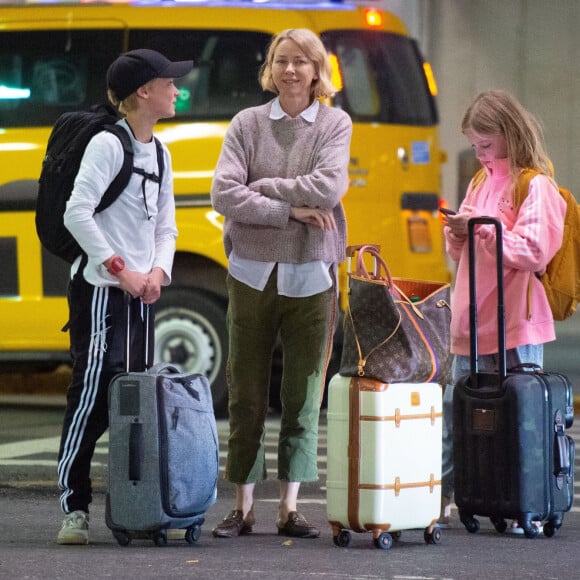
514,168,552,319
132,137,165,220
95,125,165,218
464,167,487,204
132,137,164,185
95,124,135,213
513,168,542,209
154,136,165,184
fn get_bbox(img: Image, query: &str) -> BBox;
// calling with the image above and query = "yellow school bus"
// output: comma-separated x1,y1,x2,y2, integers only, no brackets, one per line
0,0,449,414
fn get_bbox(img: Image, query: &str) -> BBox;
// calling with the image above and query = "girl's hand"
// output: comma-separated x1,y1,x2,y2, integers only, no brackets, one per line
444,204,477,238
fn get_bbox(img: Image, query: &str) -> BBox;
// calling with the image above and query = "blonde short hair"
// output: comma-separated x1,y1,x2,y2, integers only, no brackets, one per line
107,88,139,116
259,28,337,99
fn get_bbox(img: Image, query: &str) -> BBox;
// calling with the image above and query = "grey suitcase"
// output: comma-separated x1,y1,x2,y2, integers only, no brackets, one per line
105,298,218,546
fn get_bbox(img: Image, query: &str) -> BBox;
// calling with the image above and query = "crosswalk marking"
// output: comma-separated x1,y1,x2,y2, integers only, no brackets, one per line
1,414,579,511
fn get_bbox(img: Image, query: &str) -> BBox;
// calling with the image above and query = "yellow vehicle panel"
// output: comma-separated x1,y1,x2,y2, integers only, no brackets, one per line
0,0,449,412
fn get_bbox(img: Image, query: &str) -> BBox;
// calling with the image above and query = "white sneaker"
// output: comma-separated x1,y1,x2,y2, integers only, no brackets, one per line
57,510,89,545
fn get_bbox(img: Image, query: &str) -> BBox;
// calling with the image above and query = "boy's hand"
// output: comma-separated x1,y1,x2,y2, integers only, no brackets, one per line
117,269,148,299
142,267,164,304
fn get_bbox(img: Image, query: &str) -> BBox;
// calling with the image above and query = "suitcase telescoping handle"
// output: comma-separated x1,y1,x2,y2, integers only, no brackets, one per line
123,292,153,373
346,244,381,277
467,217,507,388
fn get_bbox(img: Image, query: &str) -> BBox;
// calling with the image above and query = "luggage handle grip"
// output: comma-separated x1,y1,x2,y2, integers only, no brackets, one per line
555,434,570,476
468,217,506,388
124,292,153,373
554,409,571,481
128,421,144,481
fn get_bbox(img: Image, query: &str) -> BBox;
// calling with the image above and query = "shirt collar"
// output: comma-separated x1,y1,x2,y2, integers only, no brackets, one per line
270,97,319,122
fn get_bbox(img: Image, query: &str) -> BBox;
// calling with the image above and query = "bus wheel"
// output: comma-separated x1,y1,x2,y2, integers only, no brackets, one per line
154,288,228,416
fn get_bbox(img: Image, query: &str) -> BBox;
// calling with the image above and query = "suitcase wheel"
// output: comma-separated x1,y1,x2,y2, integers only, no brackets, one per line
374,532,393,550
543,520,557,538
523,524,540,539
490,516,507,534
332,529,351,548
185,525,202,544
113,530,131,546
424,526,443,545
153,530,168,546
543,515,563,538
459,510,480,534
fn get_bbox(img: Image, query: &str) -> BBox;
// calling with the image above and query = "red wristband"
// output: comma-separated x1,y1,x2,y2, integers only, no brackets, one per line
107,256,125,276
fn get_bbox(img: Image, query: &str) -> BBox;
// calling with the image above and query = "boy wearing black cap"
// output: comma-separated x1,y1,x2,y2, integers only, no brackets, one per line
56,49,192,545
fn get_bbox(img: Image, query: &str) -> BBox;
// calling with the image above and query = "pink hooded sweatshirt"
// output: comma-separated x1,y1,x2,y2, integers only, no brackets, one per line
445,158,566,356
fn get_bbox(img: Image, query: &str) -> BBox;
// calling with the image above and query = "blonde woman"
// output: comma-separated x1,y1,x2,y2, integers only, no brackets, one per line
211,28,352,539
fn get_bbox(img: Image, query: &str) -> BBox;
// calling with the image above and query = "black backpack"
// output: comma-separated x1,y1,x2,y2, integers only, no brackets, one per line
36,104,164,264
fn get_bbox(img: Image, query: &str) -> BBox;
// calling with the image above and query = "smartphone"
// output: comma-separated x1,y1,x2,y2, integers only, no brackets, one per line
439,207,457,216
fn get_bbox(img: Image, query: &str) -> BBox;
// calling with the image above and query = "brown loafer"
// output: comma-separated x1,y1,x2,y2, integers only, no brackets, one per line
277,511,320,539
212,508,255,538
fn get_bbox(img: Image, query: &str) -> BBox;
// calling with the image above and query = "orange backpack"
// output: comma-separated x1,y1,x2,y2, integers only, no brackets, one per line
470,168,580,320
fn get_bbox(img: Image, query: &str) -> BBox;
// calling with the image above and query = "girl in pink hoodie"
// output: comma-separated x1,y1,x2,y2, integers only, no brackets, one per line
440,90,566,533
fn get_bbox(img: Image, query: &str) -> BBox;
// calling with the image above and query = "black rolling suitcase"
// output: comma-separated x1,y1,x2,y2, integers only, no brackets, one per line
106,296,219,546
453,217,575,538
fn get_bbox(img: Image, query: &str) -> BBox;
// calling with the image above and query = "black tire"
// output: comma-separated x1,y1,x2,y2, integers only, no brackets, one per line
113,530,131,546
185,525,202,544
491,517,507,534
462,516,480,534
543,520,558,538
523,524,540,539
333,530,351,548
154,288,228,416
424,526,443,545
374,532,393,550
153,530,168,546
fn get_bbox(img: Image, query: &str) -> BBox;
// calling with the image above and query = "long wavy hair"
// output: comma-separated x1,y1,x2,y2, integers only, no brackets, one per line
462,90,553,179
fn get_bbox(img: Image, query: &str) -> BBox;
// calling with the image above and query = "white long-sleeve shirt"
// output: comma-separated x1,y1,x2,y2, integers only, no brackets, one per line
64,119,177,287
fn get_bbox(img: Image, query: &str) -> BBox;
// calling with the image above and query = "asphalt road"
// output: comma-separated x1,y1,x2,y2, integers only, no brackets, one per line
0,403,579,580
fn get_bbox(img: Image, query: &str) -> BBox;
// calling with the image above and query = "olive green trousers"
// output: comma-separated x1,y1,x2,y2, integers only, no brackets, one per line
224,270,336,483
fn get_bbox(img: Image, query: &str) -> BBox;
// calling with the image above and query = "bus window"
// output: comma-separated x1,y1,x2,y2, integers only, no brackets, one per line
31,58,87,106
128,30,271,120
0,30,123,126
324,31,437,126
334,44,380,117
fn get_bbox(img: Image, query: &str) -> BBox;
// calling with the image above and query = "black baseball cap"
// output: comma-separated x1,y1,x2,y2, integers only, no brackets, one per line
107,48,194,101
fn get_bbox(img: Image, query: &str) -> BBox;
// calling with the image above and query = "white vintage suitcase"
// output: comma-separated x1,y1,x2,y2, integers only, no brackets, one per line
326,374,443,549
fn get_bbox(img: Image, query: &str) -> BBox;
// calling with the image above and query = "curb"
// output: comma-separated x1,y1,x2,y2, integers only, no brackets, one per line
0,394,67,407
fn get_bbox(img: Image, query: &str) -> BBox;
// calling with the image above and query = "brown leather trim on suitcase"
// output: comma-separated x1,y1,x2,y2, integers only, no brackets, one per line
360,474,441,496
361,408,442,426
358,377,390,392
347,377,366,532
